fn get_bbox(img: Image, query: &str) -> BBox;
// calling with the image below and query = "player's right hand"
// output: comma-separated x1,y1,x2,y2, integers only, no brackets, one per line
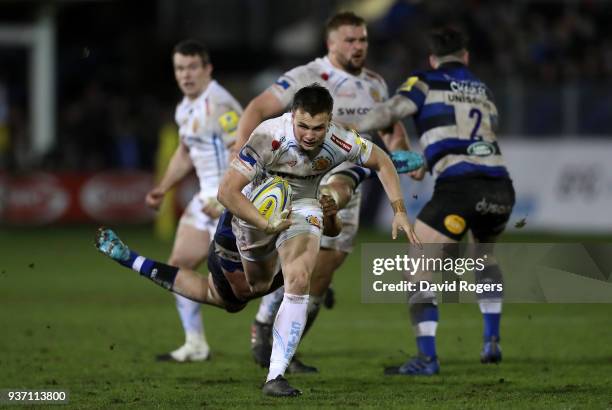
145,187,165,210
319,194,338,218
263,209,292,234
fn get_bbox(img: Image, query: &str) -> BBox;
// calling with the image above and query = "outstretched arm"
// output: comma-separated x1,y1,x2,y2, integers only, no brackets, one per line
145,143,194,210
358,95,418,133
363,145,420,244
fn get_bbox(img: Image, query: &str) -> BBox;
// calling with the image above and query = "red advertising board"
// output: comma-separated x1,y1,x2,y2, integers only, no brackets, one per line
0,171,197,225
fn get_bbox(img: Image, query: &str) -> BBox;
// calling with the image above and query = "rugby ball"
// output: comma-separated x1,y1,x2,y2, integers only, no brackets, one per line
249,176,292,221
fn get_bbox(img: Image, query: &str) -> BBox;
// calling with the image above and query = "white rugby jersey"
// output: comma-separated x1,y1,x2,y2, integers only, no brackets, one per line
175,80,243,198
232,113,373,200
268,57,388,140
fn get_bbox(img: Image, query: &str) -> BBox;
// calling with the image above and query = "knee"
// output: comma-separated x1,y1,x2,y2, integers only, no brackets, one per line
283,266,310,294
247,278,272,295
169,252,204,270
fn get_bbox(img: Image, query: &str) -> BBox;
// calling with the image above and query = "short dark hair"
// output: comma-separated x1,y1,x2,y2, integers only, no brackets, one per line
173,39,210,65
291,84,334,117
429,27,468,57
325,11,366,38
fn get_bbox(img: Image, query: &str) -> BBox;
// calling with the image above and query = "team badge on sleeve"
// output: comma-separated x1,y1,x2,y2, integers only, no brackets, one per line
354,131,369,154
239,146,257,165
275,78,290,90
218,111,240,135
399,76,419,92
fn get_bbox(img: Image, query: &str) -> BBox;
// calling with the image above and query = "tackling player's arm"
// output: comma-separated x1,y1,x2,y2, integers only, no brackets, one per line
145,143,194,210
362,144,420,244
359,73,427,132
358,95,418,133
233,91,285,155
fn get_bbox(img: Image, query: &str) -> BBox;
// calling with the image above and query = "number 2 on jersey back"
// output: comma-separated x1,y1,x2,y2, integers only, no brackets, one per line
469,108,482,140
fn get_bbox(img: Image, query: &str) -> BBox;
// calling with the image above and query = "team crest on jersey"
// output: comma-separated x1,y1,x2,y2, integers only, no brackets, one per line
306,215,322,229
192,118,200,133
271,140,281,151
320,72,329,81
331,134,352,152
312,156,331,171
369,87,382,102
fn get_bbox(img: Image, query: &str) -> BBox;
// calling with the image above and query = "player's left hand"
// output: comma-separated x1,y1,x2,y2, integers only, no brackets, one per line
263,209,292,234
392,212,421,245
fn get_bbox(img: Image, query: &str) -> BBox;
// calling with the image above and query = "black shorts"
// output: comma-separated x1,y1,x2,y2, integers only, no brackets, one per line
207,242,248,313
417,177,515,241
207,241,286,313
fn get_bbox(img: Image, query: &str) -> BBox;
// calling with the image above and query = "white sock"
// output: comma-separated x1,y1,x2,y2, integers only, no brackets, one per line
266,293,309,381
478,298,503,314
255,286,284,325
174,293,206,344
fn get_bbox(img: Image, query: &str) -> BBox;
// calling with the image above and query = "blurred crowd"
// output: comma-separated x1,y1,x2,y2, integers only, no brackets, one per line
1,0,611,172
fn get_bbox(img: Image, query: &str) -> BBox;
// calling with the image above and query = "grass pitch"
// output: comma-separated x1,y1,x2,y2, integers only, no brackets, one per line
0,226,611,409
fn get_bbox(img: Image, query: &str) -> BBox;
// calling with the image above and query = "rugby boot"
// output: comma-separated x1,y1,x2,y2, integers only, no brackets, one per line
156,340,211,362
95,227,130,262
262,376,301,397
480,336,502,364
384,355,440,376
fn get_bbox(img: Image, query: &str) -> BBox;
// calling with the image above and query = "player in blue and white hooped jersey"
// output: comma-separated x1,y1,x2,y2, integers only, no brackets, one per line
234,11,414,372
359,27,515,375
219,84,419,397
97,165,370,314
144,39,243,363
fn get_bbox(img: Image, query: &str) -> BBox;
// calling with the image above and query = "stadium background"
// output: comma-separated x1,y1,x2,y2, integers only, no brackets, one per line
1,0,611,408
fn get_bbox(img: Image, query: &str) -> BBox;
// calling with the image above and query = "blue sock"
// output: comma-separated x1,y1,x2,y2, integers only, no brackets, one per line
118,250,155,277
483,313,501,341
119,251,178,290
412,304,438,359
416,336,437,359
